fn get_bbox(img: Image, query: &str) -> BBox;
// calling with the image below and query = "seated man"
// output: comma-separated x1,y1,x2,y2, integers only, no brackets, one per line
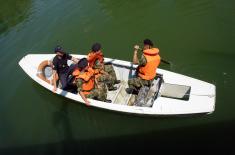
87,43,120,90
127,39,161,94
73,58,112,106
52,45,79,92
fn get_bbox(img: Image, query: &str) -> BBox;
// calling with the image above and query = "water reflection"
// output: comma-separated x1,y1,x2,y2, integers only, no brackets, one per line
52,101,74,142
0,0,32,34
1,0,235,153
98,0,159,17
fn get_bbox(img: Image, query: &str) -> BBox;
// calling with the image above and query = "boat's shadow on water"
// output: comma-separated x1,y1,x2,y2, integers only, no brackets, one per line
1,82,234,154
30,81,87,143
1,119,235,155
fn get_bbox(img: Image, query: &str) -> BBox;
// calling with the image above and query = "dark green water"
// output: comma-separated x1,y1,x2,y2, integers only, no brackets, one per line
0,0,235,154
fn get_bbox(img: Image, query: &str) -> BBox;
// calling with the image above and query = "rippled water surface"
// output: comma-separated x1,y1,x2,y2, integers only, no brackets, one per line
0,0,235,154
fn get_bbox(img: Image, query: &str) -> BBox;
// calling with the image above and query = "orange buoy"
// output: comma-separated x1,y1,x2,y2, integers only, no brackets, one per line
37,60,53,84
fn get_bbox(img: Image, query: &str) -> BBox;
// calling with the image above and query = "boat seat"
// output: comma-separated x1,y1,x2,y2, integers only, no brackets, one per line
160,83,191,101
111,84,124,103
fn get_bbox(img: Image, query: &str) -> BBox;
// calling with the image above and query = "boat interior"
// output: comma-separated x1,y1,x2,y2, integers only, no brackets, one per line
42,61,191,107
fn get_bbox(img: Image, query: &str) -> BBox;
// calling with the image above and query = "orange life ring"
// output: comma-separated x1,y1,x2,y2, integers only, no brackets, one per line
37,60,53,84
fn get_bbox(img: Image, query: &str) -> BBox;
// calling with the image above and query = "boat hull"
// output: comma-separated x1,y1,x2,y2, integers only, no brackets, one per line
19,54,216,116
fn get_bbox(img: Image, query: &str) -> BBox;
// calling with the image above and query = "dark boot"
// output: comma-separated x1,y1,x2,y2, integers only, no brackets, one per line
115,80,121,84
125,88,138,95
104,99,112,103
108,86,118,91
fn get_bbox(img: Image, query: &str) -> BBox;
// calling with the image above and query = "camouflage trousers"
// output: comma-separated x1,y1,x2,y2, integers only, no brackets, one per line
96,64,117,89
104,64,117,81
86,87,107,101
96,74,115,89
128,76,153,91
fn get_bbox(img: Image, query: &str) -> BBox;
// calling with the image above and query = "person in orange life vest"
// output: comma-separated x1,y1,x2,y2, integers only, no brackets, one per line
87,43,120,91
74,58,112,106
127,39,161,94
52,45,79,93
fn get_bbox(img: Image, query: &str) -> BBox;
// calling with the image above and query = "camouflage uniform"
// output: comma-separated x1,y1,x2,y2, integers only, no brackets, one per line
93,60,117,89
96,73,115,90
104,64,117,81
76,78,107,101
128,55,153,91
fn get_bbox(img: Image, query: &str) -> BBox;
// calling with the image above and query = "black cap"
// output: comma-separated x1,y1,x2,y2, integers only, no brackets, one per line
143,39,154,47
91,43,101,52
77,58,88,69
54,45,64,53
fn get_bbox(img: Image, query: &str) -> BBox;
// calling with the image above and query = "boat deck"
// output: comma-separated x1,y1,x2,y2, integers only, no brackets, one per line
107,80,136,106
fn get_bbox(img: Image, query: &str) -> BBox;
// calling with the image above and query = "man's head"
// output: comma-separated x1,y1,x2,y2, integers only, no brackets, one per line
77,58,88,71
143,39,154,50
54,45,65,58
91,43,101,52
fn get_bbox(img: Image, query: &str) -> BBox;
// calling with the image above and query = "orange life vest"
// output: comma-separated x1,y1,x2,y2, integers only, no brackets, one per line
75,67,95,95
87,51,104,68
72,68,80,78
138,48,161,80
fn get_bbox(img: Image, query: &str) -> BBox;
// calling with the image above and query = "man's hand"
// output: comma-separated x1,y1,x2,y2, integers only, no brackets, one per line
72,57,79,63
85,100,91,106
53,86,57,93
79,91,91,106
100,63,105,70
95,78,101,89
52,70,58,93
133,45,140,64
134,45,140,50
100,70,109,75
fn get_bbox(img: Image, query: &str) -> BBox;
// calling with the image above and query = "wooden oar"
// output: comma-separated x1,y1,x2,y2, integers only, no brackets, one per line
161,59,171,65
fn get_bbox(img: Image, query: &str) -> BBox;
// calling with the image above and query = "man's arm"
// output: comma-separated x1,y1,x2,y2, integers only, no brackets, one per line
139,55,147,66
133,45,140,64
94,78,101,89
52,70,58,93
79,91,90,106
93,59,104,70
71,56,79,63
52,57,58,93
66,53,79,64
76,79,90,106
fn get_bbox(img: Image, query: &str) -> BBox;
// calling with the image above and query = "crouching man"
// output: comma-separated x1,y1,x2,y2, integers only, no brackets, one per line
73,58,112,106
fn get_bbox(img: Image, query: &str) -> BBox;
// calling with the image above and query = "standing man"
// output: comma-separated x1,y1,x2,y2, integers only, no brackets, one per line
52,45,79,92
87,43,120,90
127,39,161,94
